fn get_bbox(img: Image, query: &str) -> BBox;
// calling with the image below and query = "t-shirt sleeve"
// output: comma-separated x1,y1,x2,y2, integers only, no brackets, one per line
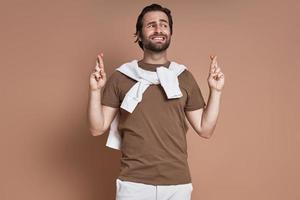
101,71,121,108
184,71,206,111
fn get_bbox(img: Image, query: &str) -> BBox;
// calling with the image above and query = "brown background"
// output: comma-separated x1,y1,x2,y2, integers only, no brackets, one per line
1,0,299,199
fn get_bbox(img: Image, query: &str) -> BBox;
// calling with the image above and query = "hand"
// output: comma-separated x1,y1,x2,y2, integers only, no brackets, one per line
208,55,225,92
89,53,107,91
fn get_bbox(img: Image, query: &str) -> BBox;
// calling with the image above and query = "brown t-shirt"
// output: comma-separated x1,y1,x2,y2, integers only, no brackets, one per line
101,60,206,185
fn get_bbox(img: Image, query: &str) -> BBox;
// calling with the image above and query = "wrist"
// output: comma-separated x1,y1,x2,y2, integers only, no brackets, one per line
209,88,222,95
89,87,101,93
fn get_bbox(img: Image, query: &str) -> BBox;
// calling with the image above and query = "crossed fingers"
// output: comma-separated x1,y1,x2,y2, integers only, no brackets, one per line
209,55,224,80
93,53,106,80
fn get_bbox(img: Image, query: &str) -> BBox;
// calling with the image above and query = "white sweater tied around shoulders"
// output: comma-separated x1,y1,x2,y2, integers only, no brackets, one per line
105,60,187,150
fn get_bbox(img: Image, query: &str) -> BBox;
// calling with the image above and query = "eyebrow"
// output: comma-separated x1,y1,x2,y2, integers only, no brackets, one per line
146,19,169,25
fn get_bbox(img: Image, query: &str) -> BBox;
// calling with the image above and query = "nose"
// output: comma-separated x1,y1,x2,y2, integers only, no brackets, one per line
154,25,162,33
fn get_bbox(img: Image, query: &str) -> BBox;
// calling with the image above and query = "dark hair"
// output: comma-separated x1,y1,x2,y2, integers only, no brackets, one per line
134,4,173,50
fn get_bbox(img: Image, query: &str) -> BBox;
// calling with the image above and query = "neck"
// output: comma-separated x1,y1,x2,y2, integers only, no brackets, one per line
141,49,169,64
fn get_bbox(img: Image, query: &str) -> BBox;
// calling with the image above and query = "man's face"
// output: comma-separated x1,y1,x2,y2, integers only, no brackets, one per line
139,11,171,52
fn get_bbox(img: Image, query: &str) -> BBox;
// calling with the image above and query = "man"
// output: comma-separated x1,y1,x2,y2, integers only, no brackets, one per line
87,3,224,200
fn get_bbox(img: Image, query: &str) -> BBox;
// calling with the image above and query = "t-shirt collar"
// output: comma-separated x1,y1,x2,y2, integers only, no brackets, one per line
137,60,171,72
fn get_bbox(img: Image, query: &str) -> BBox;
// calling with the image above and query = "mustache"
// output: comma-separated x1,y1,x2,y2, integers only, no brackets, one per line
150,34,168,39
151,33,167,37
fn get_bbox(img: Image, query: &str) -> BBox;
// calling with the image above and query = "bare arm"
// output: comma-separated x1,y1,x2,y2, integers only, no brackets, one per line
87,53,118,136
185,55,225,139
87,89,118,136
185,90,222,139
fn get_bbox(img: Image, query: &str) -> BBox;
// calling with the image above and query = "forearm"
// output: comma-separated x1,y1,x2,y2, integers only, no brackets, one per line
200,89,222,138
87,89,105,135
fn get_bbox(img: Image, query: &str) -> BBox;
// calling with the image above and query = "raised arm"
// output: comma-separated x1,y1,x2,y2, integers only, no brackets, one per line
185,55,225,139
87,53,118,136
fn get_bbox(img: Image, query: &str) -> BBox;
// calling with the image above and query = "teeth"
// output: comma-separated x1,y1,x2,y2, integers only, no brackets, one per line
152,37,164,40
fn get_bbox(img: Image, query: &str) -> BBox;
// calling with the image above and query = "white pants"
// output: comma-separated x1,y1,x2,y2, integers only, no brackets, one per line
115,178,193,200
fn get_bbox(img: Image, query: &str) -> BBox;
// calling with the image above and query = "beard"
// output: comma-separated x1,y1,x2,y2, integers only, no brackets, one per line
142,34,171,52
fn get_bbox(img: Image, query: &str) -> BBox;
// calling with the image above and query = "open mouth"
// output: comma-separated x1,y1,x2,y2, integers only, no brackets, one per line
150,36,166,42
